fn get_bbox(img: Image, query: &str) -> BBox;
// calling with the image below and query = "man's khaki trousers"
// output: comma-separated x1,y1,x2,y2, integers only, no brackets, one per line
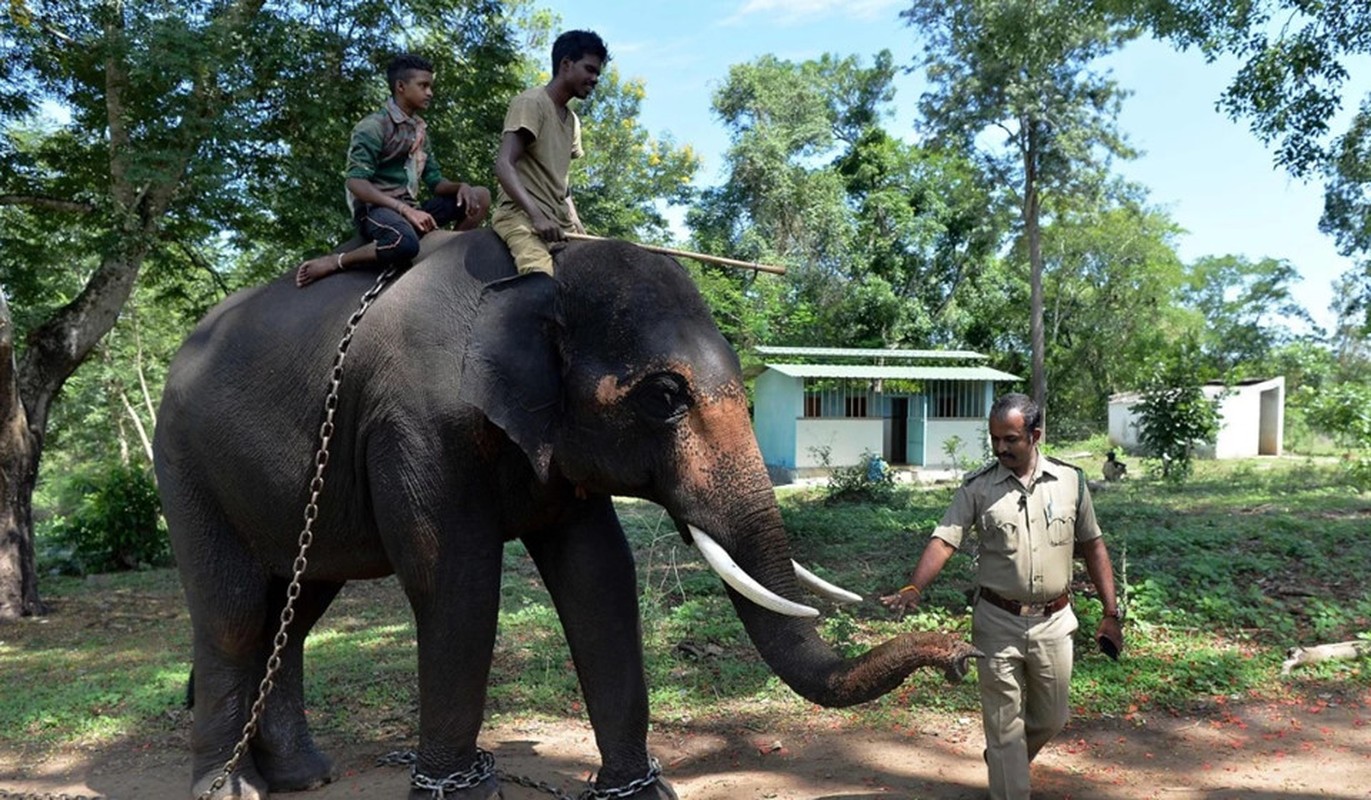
973,600,1078,800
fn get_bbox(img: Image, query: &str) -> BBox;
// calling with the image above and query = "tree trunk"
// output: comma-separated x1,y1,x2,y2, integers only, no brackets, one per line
1024,122,1047,430
0,255,145,621
0,293,44,620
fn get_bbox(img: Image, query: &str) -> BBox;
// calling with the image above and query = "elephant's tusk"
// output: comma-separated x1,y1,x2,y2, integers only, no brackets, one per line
792,561,863,604
689,526,820,618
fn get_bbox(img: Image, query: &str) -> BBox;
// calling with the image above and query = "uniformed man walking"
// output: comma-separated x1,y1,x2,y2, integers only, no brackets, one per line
882,393,1123,800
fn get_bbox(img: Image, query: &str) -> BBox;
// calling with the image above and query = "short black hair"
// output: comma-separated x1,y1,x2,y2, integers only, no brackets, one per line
387,54,434,95
990,393,1043,433
551,30,609,74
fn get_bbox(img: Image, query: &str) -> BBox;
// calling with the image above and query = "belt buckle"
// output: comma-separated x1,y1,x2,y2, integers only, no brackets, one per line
1019,602,1047,617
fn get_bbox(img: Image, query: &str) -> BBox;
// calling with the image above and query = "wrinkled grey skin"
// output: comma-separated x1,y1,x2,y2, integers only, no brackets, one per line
153,229,976,800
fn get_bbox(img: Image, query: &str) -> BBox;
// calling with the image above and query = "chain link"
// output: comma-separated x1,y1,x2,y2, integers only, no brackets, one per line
0,791,105,800
379,750,663,800
197,268,397,800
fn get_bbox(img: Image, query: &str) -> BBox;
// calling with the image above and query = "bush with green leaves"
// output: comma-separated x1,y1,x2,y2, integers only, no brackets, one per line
1297,381,1371,488
1134,353,1221,481
824,450,896,506
38,463,167,575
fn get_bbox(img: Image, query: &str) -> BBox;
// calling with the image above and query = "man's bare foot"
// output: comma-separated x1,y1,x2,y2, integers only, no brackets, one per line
296,253,344,287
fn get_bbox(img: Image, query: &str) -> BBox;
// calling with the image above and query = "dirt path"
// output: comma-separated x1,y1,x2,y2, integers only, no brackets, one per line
4,694,1367,800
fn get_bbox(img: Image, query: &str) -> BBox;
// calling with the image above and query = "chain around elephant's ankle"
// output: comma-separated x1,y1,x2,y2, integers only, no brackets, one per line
580,757,663,800
405,748,497,795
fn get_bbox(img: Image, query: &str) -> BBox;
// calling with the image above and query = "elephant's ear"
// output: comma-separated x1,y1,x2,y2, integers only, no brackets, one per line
458,273,562,482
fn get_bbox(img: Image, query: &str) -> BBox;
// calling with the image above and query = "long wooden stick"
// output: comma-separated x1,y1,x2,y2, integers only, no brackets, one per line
564,232,786,275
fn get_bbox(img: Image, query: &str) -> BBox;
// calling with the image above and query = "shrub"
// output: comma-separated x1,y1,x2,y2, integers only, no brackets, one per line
39,463,167,575
824,450,896,506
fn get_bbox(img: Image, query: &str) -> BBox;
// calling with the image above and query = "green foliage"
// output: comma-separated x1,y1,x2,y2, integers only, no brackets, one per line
39,463,167,575
1039,193,1193,432
1296,381,1371,489
570,67,700,241
819,449,897,507
687,50,1009,351
1181,254,1312,376
1133,348,1221,481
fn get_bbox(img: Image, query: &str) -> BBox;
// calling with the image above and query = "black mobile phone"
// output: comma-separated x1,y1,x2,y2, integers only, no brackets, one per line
1098,635,1120,660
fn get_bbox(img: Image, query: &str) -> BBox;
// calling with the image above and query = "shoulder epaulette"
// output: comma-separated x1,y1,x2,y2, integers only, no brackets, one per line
963,460,998,484
1045,455,1081,471
1045,455,1087,505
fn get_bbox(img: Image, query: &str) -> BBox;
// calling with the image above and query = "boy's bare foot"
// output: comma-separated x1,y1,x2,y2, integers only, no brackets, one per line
296,253,344,287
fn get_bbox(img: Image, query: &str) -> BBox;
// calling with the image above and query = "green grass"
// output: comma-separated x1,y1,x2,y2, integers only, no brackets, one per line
2,455,1368,758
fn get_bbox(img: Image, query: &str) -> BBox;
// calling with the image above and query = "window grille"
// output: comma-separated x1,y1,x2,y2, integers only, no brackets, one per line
927,379,985,419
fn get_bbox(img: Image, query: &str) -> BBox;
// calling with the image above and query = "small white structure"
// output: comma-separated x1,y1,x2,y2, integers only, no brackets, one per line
1108,377,1285,459
751,346,1020,482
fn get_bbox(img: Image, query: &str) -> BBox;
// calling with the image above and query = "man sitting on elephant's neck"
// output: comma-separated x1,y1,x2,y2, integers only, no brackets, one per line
492,30,608,276
295,53,492,288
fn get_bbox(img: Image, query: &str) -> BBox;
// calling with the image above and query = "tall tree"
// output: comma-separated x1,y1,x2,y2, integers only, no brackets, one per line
0,0,524,619
1039,190,1192,433
688,50,1007,352
1180,254,1313,377
903,0,1140,426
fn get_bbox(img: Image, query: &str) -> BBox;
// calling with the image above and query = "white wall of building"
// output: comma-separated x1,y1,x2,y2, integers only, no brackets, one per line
1108,378,1284,458
924,420,988,468
795,418,886,468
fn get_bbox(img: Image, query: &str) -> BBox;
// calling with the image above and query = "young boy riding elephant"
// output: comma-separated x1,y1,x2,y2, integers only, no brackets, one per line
296,53,491,287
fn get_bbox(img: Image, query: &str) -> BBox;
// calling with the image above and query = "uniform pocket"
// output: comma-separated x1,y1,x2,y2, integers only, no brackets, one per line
1047,512,1076,546
982,519,1020,554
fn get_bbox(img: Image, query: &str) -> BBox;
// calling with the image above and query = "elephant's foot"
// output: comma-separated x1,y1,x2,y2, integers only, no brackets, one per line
406,773,501,799
253,741,336,792
190,760,269,800
589,761,677,800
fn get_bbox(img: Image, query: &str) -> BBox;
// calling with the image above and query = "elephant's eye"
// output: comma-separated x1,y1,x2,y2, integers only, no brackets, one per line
631,372,692,426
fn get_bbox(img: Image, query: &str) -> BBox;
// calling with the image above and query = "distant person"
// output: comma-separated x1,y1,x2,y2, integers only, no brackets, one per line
882,393,1123,800
296,53,490,287
1103,450,1128,482
492,30,608,275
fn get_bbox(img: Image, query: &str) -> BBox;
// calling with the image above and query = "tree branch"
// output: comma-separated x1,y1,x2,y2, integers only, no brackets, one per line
0,195,97,214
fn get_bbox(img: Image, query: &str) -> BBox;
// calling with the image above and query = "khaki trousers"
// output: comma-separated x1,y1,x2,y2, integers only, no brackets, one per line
973,600,1078,800
492,208,559,276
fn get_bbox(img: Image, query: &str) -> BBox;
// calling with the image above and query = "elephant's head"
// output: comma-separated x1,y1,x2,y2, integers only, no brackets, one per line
459,238,976,707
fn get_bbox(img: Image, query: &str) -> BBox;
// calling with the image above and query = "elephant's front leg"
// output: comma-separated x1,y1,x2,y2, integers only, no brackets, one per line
522,497,678,800
403,530,504,800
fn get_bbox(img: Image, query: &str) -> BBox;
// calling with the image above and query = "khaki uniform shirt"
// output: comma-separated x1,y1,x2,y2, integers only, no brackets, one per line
931,454,1102,604
493,86,583,229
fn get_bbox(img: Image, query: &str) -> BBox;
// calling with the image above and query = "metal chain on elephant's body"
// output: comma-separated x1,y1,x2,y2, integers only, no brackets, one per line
378,749,663,799
197,268,398,800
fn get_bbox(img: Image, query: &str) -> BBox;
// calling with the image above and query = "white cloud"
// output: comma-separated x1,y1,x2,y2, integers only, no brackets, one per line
722,0,903,27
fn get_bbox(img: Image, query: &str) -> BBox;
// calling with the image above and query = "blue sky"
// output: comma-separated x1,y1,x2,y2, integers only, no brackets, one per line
539,0,1368,332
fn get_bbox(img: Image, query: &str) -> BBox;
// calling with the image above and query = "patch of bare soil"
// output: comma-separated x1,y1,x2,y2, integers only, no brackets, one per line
2,692,1368,800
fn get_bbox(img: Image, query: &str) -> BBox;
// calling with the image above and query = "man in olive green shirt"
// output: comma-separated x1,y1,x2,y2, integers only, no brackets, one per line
492,30,607,275
296,53,490,287
883,393,1123,800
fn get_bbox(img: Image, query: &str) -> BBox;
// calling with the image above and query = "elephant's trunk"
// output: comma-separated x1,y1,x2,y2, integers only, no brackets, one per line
732,597,975,707
697,493,976,708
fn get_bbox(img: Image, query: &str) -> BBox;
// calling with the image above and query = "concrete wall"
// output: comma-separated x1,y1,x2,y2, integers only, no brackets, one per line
925,420,988,468
795,418,886,468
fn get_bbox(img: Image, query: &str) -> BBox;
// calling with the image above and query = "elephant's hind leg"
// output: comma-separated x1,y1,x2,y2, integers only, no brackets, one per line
251,577,345,791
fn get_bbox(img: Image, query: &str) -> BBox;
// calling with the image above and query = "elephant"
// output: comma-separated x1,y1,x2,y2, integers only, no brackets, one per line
152,228,979,800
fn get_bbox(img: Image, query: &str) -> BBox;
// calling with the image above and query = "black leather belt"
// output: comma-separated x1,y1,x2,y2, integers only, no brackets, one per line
980,586,1070,617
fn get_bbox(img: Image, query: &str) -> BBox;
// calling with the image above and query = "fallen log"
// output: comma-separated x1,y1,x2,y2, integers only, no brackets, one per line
1280,639,1370,675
